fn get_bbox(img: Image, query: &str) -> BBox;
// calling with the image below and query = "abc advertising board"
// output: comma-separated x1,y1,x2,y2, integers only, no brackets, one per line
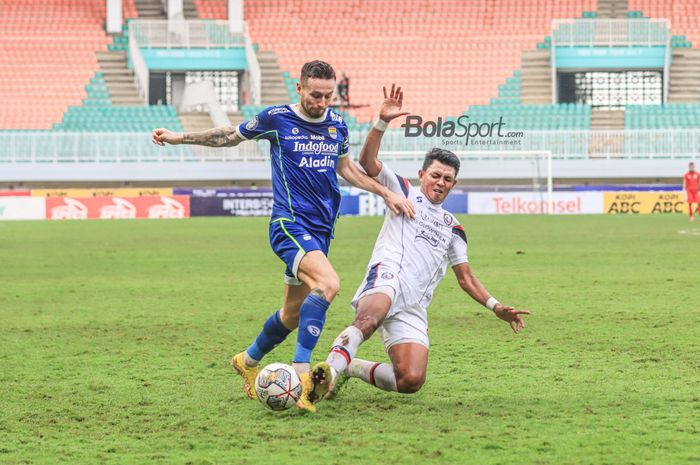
0,197,45,220
45,196,190,220
469,192,603,214
33,188,173,197
604,192,686,214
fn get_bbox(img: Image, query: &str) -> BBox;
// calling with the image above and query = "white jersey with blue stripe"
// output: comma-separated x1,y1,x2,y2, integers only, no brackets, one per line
237,104,350,236
361,163,469,310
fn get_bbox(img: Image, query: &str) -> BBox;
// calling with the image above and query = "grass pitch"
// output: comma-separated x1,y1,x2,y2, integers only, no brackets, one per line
1,215,698,465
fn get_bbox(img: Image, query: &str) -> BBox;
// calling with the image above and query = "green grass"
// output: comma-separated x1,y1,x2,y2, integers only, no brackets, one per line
1,215,698,465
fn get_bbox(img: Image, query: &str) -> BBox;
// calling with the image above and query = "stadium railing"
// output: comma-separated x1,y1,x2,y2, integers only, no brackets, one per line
0,132,265,163
128,19,245,48
551,18,670,46
0,130,696,164
346,129,698,160
128,27,150,104
243,23,261,106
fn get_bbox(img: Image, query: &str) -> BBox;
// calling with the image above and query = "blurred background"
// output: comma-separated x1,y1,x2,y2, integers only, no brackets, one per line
1,0,697,218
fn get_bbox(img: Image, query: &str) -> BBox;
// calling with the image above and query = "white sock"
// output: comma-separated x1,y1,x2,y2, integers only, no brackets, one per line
292,362,310,375
325,325,364,375
347,358,397,392
243,351,259,367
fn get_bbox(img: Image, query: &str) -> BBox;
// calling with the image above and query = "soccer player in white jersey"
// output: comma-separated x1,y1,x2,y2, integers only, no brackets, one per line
316,85,530,398
151,63,414,412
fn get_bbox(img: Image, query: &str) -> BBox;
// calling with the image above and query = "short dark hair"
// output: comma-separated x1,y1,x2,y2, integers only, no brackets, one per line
300,60,336,85
422,148,460,176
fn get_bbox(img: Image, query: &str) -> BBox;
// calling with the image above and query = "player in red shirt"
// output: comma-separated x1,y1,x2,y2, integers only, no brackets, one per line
683,162,700,221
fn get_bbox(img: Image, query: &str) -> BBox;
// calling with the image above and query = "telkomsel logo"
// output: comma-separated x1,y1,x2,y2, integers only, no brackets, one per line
402,115,523,147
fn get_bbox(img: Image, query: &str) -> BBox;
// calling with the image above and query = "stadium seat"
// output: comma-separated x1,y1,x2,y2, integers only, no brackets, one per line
628,0,698,47
194,0,596,123
0,0,138,130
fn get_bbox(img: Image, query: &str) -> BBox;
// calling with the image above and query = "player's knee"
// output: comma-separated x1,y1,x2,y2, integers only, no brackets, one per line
314,274,340,301
395,369,426,394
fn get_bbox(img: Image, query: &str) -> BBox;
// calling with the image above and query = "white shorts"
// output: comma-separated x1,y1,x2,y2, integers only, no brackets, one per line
352,263,430,350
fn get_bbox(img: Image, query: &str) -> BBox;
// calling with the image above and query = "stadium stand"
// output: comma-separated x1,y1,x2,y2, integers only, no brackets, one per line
0,0,137,130
629,0,700,46
626,103,700,129
232,0,597,123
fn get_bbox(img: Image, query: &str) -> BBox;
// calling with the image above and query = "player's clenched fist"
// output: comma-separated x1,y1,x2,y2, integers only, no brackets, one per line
152,128,183,146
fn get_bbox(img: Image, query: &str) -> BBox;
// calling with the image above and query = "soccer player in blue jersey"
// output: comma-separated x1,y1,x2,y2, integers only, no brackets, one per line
152,61,415,412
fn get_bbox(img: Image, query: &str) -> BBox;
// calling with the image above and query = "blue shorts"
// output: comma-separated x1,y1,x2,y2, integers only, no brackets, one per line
269,219,331,285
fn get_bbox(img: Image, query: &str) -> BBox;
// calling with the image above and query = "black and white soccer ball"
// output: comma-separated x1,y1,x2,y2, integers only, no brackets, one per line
254,363,302,411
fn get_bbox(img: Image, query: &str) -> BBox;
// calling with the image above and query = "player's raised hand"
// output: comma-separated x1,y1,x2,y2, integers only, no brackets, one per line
494,304,530,334
152,128,183,146
379,84,410,123
384,191,415,219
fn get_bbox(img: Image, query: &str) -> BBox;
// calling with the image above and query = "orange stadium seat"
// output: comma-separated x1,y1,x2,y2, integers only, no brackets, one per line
0,0,137,130
188,0,597,123
628,0,700,46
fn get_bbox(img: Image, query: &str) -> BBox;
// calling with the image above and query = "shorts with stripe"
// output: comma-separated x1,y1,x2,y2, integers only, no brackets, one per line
351,263,429,350
269,219,331,285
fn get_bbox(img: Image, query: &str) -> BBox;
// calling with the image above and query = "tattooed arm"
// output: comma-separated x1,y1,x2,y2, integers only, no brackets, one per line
151,126,245,147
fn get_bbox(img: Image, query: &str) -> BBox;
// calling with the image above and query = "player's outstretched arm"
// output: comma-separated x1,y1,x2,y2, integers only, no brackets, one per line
359,83,409,177
336,156,415,218
151,126,243,147
452,262,530,334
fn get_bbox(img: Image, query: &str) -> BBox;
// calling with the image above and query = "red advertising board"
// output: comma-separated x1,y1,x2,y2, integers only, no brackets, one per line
0,190,31,197
45,196,190,220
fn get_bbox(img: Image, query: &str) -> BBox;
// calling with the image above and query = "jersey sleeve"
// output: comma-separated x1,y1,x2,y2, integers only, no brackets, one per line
237,107,275,141
339,122,350,158
375,162,412,197
448,222,469,266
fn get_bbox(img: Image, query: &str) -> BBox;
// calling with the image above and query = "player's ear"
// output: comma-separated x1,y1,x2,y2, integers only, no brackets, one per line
418,169,425,180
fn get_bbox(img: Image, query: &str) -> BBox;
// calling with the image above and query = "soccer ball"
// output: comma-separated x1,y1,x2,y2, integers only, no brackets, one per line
254,363,302,411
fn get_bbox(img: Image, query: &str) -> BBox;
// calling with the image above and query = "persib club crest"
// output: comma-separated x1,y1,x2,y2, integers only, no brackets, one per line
328,127,337,139
245,116,259,131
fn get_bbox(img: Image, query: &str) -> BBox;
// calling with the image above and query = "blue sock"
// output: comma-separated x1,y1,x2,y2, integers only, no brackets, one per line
246,310,292,362
293,294,330,363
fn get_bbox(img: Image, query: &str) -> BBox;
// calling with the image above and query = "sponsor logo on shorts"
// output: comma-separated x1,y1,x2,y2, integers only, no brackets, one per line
381,272,394,280
303,234,311,241
308,325,321,337
245,116,259,131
